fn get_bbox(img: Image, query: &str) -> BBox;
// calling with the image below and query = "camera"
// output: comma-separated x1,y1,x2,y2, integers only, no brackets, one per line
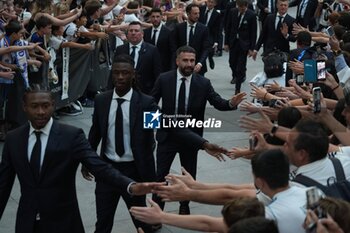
312,87,321,113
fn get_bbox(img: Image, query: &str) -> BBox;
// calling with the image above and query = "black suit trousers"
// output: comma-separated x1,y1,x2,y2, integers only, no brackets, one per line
153,140,198,209
94,161,151,233
229,39,248,92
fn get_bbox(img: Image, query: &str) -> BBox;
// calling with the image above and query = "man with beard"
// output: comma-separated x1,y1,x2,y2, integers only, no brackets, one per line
144,8,173,72
151,46,246,215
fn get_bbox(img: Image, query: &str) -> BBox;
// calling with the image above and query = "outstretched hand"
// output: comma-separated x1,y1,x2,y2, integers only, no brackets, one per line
203,142,228,161
152,176,191,202
130,198,163,225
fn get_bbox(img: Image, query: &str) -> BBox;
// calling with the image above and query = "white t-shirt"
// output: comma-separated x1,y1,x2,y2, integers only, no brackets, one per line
290,155,350,186
49,35,65,51
64,22,77,42
124,14,140,23
265,186,307,233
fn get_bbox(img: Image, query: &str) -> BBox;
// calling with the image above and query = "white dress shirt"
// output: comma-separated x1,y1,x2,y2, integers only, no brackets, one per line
275,13,287,30
28,118,53,168
152,25,162,45
105,88,134,162
187,22,197,45
129,41,142,68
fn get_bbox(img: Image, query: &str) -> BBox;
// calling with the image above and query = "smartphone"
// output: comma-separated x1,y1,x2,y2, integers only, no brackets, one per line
306,187,326,233
304,60,317,83
326,27,334,37
313,87,321,113
317,61,326,81
268,99,278,108
249,136,257,151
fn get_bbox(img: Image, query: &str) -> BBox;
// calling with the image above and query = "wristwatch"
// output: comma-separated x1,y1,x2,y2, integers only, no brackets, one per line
270,124,279,136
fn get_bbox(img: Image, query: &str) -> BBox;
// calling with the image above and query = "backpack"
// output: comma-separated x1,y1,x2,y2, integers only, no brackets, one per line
293,158,350,202
263,51,287,78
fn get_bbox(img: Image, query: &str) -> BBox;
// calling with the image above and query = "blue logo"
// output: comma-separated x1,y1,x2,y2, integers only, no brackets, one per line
143,110,162,129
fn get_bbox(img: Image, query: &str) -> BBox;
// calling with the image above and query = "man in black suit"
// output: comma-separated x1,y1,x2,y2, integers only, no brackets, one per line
82,55,157,233
253,0,296,57
0,85,157,233
171,4,211,76
151,46,246,215
199,0,221,70
224,0,257,94
257,0,277,27
289,0,318,30
144,8,173,73
115,21,161,95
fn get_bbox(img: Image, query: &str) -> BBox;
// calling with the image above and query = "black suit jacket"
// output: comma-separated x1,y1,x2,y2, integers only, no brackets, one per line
144,25,172,72
151,70,233,141
225,8,257,51
199,6,221,45
114,42,161,94
255,13,296,54
257,0,277,22
171,22,210,73
289,0,318,29
0,121,133,233
88,90,156,182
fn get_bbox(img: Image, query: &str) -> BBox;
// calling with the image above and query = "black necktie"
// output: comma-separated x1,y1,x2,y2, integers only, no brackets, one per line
189,26,194,46
277,16,283,30
130,46,137,59
204,9,209,25
115,98,125,157
151,29,158,45
30,131,42,181
238,13,243,28
178,78,186,115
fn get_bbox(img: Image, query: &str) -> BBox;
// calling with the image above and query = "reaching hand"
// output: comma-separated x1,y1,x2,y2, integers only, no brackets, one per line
227,146,255,159
239,101,261,115
165,167,196,188
239,110,274,134
203,142,228,161
130,182,166,196
152,177,191,202
230,92,247,107
130,198,164,225
280,23,288,37
265,80,281,92
250,83,269,100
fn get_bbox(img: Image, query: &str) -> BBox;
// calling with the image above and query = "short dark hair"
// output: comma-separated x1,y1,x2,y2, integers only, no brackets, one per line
186,3,199,14
277,107,302,128
35,16,52,30
113,54,135,67
176,46,196,57
251,149,289,189
297,31,312,47
5,20,22,36
84,0,102,16
150,7,162,15
127,1,139,9
221,197,265,227
129,21,142,27
23,84,53,103
228,217,279,233
294,120,329,162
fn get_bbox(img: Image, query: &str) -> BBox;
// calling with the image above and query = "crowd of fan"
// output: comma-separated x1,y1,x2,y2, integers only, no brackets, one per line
1,0,350,232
